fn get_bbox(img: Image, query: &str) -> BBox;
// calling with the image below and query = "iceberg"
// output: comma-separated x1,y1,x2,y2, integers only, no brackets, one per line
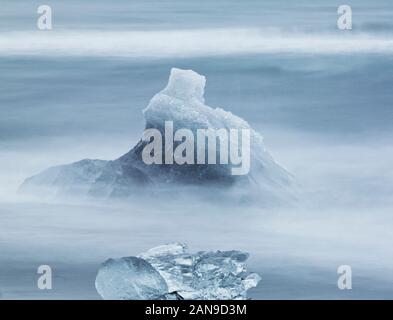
95,243,261,300
19,68,293,202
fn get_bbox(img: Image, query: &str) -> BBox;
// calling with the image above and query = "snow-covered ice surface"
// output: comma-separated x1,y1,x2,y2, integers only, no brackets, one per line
96,243,260,300
19,68,293,204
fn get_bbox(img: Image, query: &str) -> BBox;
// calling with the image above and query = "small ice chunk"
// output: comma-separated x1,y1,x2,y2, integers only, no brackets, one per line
243,273,262,290
141,242,187,257
95,256,168,300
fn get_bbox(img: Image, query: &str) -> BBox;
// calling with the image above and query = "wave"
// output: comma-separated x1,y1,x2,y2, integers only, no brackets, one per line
1,28,393,57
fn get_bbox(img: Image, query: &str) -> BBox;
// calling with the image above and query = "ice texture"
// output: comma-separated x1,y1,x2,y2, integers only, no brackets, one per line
95,243,260,300
139,243,260,300
95,256,168,300
140,243,261,300
20,68,293,202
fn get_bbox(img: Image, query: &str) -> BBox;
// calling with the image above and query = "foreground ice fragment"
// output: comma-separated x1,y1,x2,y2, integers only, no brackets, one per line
95,256,168,300
140,243,261,300
96,243,261,300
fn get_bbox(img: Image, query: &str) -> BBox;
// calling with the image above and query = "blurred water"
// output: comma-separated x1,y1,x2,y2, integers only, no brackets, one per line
0,0,393,299
1,0,393,33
